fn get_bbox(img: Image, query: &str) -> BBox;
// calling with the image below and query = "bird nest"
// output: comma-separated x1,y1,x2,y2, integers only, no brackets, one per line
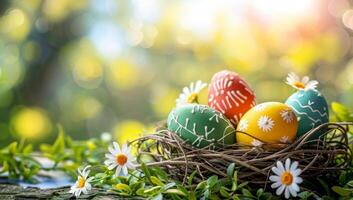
131,122,353,187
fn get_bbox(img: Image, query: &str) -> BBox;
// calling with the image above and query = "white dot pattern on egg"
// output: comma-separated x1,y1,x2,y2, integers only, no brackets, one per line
208,70,256,126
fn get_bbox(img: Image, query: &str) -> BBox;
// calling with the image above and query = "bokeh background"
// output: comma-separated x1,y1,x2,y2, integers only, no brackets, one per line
0,0,352,146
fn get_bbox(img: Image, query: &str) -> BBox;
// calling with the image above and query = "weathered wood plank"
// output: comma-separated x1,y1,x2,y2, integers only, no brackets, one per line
0,184,138,200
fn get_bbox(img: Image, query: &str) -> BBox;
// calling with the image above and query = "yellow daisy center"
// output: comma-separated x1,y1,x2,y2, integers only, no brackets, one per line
187,93,198,103
116,153,128,166
293,81,305,89
281,171,293,185
78,176,86,188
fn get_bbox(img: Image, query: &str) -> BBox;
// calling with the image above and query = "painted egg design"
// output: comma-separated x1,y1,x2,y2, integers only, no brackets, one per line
208,70,256,126
236,102,298,147
285,89,329,138
167,104,236,148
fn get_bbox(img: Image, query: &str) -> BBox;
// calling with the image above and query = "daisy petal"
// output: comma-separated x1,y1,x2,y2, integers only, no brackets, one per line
302,76,309,84
115,165,122,177
269,175,280,182
86,183,92,190
109,146,117,155
107,163,118,170
122,143,127,153
290,161,298,172
285,158,291,171
291,183,300,192
113,142,121,152
295,177,303,184
272,166,282,176
122,165,128,175
289,185,298,197
276,161,285,173
292,169,302,176
284,187,290,199
276,185,285,196
271,181,282,189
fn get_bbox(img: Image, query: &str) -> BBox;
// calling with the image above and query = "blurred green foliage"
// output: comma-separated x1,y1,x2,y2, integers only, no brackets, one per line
0,0,352,146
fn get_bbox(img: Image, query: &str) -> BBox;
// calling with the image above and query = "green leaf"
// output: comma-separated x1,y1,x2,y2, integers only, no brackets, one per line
332,186,352,197
151,176,164,186
220,187,231,198
1,161,9,172
144,186,162,194
331,102,353,122
207,175,218,188
298,191,312,200
23,144,33,154
242,188,253,197
232,171,238,191
141,163,151,179
188,170,197,187
237,181,248,190
347,181,353,188
136,188,145,196
150,193,163,200
164,189,186,196
196,181,207,191
256,188,264,197
227,163,235,179
163,182,176,191
52,125,66,155
8,142,18,154
114,183,131,194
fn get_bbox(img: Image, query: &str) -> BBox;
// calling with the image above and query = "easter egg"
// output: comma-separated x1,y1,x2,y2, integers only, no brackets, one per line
167,104,236,148
236,102,298,147
285,89,329,138
208,70,256,126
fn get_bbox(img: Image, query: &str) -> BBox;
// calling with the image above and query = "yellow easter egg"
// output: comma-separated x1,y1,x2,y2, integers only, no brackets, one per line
236,102,298,147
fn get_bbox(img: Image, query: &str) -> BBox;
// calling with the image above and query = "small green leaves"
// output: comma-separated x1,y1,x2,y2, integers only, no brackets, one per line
332,186,352,197
151,176,164,186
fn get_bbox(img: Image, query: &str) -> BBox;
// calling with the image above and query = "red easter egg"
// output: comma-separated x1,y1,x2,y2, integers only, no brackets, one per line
208,70,256,126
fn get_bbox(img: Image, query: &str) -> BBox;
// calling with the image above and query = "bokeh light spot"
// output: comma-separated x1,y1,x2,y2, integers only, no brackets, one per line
1,8,30,41
11,107,52,139
107,59,139,90
114,120,145,145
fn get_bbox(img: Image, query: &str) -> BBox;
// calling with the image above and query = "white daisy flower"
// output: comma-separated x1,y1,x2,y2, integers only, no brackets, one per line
238,120,249,132
270,158,303,199
104,142,135,177
280,136,290,143
176,80,208,107
280,110,294,123
69,165,93,197
286,72,318,91
258,116,275,132
251,139,263,147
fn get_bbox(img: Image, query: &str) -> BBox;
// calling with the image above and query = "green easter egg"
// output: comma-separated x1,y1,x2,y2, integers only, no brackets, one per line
167,104,236,148
285,89,329,138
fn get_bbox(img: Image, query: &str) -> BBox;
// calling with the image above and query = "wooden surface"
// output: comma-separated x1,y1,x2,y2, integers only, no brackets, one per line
0,184,135,200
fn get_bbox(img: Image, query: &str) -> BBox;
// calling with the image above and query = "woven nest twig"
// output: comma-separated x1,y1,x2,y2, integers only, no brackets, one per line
131,122,353,186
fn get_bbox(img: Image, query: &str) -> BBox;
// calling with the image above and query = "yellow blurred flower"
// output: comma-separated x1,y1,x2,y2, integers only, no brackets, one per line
113,120,145,145
11,107,52,139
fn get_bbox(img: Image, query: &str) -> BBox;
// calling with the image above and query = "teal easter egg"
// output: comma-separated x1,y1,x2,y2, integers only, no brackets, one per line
285,89,329,138
167,104,236,148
